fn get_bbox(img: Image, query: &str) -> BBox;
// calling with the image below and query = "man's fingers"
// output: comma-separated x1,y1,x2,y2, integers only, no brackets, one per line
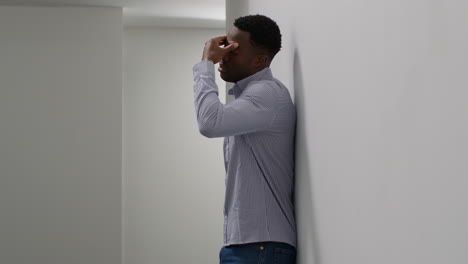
223,42,239,51
205,36,226,45
202,36,238,63
214,35,227,41
209,35,226,45
208,35,238,50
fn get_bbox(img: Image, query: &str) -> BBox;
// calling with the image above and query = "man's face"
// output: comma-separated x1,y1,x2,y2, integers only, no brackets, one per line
218,26,263,83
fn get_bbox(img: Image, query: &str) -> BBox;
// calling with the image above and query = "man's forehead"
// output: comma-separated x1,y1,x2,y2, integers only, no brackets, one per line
225,32,235,43
227,26,249,42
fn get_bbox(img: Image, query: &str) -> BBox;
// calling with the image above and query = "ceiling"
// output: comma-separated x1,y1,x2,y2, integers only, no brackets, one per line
0,0,226,28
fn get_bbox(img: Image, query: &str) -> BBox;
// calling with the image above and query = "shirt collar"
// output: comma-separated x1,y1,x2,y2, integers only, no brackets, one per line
228,67,274,97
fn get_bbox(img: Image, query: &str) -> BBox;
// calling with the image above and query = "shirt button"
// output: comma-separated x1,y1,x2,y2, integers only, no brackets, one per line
260,246,264,250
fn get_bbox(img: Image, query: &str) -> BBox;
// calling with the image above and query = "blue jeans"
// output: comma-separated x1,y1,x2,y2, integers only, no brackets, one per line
219,241,296,264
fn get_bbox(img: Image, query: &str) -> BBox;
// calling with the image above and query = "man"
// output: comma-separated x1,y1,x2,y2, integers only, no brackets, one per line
192,14,297,264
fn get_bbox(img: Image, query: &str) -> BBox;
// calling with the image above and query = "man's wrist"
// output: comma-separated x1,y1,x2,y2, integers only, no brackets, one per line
202,58,215,64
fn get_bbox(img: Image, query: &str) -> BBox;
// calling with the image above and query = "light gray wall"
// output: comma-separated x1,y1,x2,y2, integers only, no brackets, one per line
245,0,468,263
123,26,226,264
0,5,122,264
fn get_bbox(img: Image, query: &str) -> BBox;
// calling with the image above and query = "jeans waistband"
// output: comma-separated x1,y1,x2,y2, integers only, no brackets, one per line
229,241,295,250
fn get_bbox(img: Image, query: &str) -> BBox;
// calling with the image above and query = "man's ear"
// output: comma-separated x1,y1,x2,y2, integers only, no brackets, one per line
254,54,269,67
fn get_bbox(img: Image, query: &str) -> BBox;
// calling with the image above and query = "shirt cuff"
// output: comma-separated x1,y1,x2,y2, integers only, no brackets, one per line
193,60,215,80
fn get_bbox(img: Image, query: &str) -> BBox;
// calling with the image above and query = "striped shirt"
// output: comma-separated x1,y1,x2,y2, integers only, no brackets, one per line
192,59,297,249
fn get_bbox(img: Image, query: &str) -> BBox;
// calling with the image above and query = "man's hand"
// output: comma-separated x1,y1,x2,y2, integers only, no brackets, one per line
202,36,239,64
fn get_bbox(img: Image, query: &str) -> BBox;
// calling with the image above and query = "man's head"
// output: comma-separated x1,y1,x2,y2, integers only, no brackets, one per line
219,14,282,83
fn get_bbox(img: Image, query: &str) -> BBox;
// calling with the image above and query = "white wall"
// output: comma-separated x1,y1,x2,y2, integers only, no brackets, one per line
0,5,122,264
245,0,468,263
123,26,226,264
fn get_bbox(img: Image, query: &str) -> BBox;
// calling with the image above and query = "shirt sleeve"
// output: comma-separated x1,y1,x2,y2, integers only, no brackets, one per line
192,60,277,138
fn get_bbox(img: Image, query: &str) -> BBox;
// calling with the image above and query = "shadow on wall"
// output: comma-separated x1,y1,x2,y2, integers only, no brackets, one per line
293,46,322,264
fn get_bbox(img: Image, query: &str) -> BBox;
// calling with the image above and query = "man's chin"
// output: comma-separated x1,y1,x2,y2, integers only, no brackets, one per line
220,73,233,83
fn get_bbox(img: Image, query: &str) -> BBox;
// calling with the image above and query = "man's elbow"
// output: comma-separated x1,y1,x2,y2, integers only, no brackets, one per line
199,125,216,138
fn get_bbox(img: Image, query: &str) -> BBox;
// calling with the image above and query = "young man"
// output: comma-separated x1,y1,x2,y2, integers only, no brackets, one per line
192,14,297,264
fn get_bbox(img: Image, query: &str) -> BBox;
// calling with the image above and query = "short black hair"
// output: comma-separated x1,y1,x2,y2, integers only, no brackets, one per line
233,14,282,61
